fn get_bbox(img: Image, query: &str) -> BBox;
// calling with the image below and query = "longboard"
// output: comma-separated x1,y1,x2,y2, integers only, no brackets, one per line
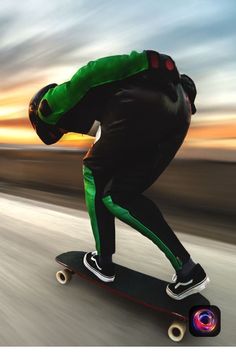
55,251,210,342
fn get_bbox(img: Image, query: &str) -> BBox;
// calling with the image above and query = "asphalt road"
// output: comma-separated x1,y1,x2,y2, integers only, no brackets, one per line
0,191,235,346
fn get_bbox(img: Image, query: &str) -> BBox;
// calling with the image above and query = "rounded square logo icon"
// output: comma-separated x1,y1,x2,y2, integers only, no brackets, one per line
189,305,221,337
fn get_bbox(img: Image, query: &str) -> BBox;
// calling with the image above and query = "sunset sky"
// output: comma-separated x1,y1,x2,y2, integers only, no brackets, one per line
0,0,235,148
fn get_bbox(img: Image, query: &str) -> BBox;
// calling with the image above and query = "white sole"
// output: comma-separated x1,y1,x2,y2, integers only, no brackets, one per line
166,276,210,300
83,253,115,283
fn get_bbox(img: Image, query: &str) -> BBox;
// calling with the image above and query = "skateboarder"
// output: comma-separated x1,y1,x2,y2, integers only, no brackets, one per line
29,50,210,300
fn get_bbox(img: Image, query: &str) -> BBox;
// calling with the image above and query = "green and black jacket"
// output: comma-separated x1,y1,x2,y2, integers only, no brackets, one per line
38,50,180,133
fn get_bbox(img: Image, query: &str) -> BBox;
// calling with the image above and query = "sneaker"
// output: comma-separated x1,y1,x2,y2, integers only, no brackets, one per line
83,251,115,282
166,263,210,300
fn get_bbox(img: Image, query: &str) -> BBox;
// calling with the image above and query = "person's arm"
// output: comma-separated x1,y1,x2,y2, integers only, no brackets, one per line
38,50,149,125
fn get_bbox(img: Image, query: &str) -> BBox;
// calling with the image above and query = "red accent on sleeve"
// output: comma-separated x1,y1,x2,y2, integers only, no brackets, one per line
165,59,175,71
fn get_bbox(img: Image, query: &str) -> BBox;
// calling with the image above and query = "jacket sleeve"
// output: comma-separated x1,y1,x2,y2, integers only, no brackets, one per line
38,50,149,125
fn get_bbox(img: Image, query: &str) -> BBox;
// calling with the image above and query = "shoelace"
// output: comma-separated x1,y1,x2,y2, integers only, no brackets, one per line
91,251,102,270
172,273,177,282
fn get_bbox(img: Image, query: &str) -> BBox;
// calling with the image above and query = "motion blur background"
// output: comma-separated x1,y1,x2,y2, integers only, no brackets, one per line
0,0,235,346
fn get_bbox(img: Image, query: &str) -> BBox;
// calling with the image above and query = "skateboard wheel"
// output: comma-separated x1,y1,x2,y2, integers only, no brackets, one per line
168,321,186,342
56,269,72,284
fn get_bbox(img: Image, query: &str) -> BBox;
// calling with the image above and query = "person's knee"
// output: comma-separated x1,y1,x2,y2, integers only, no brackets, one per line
102,191,125,206
102,189,138,212
102,192,131,219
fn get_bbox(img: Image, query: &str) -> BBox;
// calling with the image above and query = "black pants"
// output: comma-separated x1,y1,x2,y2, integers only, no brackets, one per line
83,82,191,271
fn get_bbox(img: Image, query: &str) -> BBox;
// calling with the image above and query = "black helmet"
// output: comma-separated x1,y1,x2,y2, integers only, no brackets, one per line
29,83,65,145
180,74,197,114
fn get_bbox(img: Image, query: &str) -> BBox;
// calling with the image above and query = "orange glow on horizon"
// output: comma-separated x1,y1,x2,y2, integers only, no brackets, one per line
0,126,94,148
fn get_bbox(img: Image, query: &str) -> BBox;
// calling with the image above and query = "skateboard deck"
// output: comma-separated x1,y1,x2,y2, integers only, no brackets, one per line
55,251,210,342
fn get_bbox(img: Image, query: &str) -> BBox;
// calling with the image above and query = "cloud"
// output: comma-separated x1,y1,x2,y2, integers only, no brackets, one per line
0,13,15,38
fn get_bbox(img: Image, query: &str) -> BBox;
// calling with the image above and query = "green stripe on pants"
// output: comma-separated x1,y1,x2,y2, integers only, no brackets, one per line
83,165,101,254
102,195,182,270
